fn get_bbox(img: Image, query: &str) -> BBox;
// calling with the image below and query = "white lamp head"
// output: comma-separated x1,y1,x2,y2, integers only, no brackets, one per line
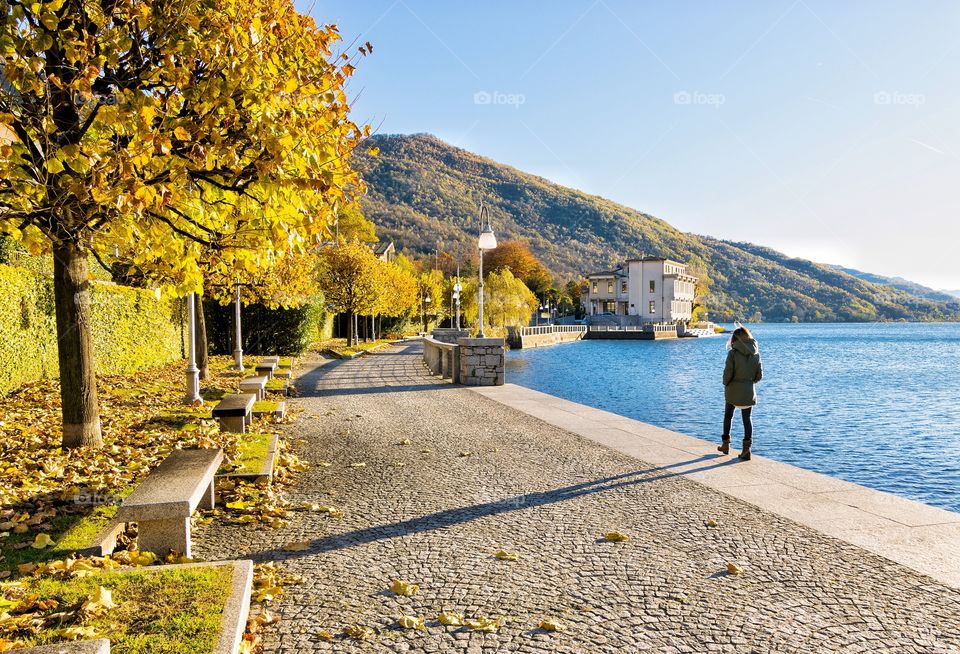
477,203,497,251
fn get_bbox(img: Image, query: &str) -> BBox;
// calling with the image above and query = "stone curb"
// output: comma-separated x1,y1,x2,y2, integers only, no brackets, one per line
17,639,110,654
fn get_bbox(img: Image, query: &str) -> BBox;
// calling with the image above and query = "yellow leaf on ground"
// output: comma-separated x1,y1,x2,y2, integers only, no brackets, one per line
349,462,366,468
604,531,630,542
398,439,411,445
538,618,567,632
397,615,425,630
30,533,54,549
706,518,719,527
317,629,334,641
226,500,250,510
464,616,505,632
282,541,311,552
726,562,743,575
437,611,464,626
458,451,472,457
318,461,333,467
342,624,374,641
494,550,519,561
82,585,116,612
389,579,420,596
129,550,157,566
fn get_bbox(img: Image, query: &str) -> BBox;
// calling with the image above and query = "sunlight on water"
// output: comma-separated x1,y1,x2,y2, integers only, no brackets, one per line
506,323,960,512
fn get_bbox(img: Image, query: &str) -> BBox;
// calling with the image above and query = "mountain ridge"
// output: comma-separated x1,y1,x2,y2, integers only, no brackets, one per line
356,133,960,323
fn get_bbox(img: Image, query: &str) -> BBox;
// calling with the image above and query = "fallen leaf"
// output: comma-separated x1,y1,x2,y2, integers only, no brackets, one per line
389,579,420,596
397,615,425,630
494,549,519,561
282,541,311,552
349,462,366,468
706,518,718,527
604,531,630,542
437,610,464,626
82,585,117,612
538,618,567,632
30,533,54,549
398,439,411,446
317,629,334,641
317,461,333,467
342,623,374,641
726,562,743,575
464,616,505,632
458,451,472,457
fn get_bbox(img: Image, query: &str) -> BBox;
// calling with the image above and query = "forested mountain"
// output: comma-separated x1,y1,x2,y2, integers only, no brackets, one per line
356,133,960,322
828,265,957,303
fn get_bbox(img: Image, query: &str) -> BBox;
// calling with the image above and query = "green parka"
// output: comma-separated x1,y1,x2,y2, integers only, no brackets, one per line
723,337,763,407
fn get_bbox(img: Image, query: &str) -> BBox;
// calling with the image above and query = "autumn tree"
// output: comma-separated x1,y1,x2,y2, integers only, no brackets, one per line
686,254,713,322
0,0,368,447
483,240,553,295
316,241,380,346
461,269,537,334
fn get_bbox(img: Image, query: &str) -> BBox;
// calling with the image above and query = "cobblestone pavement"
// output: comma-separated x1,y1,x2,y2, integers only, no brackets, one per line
194,343,960,653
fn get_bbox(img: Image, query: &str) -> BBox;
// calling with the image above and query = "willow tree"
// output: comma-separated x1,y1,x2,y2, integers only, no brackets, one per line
0,0,368,447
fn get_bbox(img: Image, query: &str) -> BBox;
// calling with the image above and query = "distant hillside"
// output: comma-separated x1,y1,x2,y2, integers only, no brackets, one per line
829,265,957,303
356,133,960,322
944,290,960,300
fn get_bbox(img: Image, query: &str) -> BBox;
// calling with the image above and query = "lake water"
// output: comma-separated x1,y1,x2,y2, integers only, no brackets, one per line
505,323,960,513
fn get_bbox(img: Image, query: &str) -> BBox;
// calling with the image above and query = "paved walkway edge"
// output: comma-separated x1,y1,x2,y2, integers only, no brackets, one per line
470,383,960,588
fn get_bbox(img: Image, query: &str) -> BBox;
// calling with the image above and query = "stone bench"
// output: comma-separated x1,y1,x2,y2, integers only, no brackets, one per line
238,375,267,401
116,448,224,557
211,393,256,433
261,356,279,365
255,361,277,379
19,640,110,654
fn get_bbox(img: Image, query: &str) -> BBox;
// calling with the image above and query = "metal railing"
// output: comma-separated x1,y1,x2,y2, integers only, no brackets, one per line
518,325,587,336
588,323,677,333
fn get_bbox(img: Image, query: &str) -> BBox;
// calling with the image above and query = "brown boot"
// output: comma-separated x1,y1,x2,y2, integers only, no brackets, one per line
738,441,752,461
718,438,730,455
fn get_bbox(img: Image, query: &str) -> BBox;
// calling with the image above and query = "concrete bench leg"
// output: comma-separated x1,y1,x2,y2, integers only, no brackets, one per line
219,416,246,433
202,480,215,510
244,411,252,428
137,517,191,557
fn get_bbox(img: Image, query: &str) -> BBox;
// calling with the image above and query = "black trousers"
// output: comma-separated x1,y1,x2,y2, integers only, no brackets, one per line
723,403,753,444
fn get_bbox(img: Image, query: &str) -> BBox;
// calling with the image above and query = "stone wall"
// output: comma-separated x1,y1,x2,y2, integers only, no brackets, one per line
431,328,469,345
458,337,505,386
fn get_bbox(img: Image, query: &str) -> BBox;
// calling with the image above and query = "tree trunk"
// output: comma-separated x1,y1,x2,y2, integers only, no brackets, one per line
195,297,208,380
52,240,103,449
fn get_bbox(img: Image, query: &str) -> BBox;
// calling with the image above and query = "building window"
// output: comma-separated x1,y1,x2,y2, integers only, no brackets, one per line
649,280,655,293
607,281,614,293
621,281,627,293
649,300,656,314
603,301,616,313
592,282,598,293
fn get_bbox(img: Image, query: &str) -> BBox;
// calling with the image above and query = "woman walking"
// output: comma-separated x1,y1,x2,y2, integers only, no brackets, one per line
718,326,763,461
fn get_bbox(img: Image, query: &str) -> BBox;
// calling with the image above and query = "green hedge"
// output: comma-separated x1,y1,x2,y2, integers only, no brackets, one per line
203,298,326,356
0,263,184,395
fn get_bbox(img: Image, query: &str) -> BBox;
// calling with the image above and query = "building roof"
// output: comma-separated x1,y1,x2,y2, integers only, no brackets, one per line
373,241,394,256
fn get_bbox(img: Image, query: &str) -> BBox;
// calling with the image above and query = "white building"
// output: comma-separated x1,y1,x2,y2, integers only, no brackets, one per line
582,257,697,323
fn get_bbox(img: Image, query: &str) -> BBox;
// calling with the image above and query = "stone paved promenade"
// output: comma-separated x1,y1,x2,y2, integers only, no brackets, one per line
195,343,960,653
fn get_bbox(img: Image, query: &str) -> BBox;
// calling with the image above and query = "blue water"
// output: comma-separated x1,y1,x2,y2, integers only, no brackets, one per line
505,323,960,512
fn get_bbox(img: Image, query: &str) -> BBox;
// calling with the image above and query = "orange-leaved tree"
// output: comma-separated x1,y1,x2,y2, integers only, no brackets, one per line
0,0,369,447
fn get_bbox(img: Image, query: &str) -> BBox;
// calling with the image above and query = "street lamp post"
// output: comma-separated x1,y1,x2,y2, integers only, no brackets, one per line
477,203,497,337
233,282,243,371
453,272,463,330
422,295,432,334
185,292,202,405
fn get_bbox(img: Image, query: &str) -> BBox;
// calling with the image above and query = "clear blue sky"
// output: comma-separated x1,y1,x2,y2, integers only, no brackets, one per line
304,0,960,290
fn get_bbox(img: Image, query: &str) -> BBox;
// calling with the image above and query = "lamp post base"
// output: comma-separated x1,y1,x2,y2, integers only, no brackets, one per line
185,367,203,406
